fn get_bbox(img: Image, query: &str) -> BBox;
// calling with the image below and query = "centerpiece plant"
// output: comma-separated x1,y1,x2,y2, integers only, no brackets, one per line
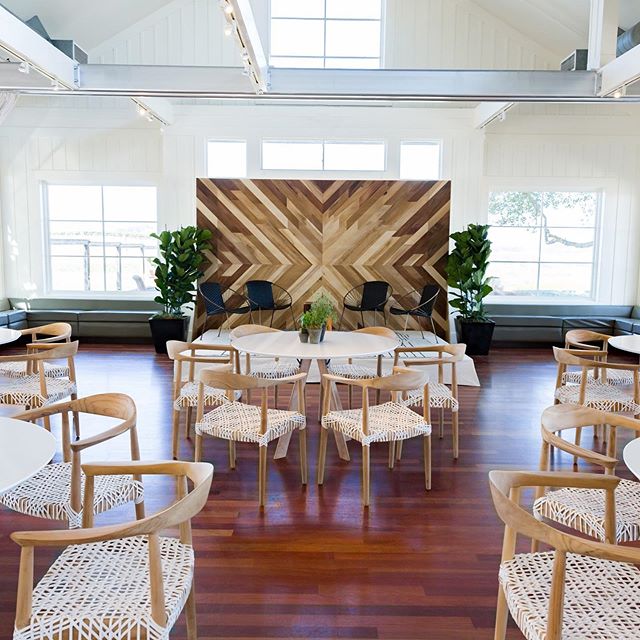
299,294,337,344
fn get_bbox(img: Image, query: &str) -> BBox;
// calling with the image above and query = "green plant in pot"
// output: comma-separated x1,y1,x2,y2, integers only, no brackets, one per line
149,226,212,354
301,295,337,344
447,223,494,355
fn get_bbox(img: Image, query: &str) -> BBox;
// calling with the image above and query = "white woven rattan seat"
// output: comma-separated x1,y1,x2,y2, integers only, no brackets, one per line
0,462,143,529
0,361,70,379
249,361,299,379
400,382,459,411
499,550,640,640
554,382,640,413
563,368,635,386
322,401,431,447
326,362,377,380
13,535,192,640
173,381,240,409
533,479,640,543
196,401,305,447
0,375,76,407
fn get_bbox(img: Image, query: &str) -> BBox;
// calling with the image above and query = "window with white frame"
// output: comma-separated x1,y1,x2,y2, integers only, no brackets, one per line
400,142,442,180
270,0,383,68
262,140,386,171
207,140,247,177
487,191,600,299
44,184,158,294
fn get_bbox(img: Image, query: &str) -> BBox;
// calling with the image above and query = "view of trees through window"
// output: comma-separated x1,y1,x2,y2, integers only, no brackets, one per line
487,191,599,298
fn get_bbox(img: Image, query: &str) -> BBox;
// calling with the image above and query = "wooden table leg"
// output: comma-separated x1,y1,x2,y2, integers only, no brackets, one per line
274,359,311,459
317,359,350,461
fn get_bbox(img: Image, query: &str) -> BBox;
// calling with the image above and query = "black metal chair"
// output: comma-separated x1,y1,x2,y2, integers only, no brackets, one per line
339,281,393,329
245,280,297,329
390,284,439,340
199,282,252,337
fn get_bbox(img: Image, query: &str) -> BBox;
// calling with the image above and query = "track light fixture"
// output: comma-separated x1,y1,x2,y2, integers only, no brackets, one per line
17,61,29,74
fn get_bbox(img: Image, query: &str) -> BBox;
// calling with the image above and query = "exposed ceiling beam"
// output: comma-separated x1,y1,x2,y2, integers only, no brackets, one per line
0,5,77,88
131,96,174,126
598,42,640,96
227,0,269,93
588,0,619,70
473,102,514,129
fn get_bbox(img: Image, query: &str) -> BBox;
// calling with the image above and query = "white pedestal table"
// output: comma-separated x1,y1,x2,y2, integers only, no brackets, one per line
0,328,21,345
232,330,400,460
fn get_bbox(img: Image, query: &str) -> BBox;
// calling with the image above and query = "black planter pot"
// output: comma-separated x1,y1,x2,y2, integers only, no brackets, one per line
149,316,189,354
458,319,495,356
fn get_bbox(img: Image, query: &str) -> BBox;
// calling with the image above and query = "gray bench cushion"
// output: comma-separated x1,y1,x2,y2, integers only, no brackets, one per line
614,318,635,333
491,315,563,328
78,311,153,323
493,326,564,343
78,322,151,339
27,310,80,323
562,317,615,331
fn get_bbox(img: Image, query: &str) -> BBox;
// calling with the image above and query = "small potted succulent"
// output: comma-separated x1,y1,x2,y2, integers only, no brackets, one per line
300,294,337,344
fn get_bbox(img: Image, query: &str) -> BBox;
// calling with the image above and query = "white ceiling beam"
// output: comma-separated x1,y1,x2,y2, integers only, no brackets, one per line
227,0,269,93
598,42,640,95
588,0,619,70
0,6,77,88
132,97,175,126
473,102,514,129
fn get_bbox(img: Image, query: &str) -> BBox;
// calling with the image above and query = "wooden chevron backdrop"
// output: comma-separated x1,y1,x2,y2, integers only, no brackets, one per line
195,179,451,337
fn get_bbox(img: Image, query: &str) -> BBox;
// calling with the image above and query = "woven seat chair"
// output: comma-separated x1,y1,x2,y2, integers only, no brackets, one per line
318,367,431,507
562,329,634,386
167,340,237,460
339,281,393,329
195,366,307,508
532,404,640,545
0,340,79,432
245,279,297,329
230,325,299,406
10,460,213,640
389,284,440,340
0,322,72,379
490,468,640,640
198,282,252,337
0,393,144,529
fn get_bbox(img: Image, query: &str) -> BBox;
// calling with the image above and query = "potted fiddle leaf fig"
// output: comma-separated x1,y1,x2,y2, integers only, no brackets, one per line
447,223,494,355
149,226,212,354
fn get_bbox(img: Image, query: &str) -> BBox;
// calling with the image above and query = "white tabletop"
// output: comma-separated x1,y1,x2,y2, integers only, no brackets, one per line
0,417,56,494
624,438,640,480
232,330,400,360
0,327,21,345
609,335,640,355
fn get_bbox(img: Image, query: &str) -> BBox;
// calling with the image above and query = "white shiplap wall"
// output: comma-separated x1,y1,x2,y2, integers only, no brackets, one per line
384,0,560,69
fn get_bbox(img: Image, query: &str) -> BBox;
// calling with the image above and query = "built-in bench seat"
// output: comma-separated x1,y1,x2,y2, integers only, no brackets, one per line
0,309,28,330
486,303,640,344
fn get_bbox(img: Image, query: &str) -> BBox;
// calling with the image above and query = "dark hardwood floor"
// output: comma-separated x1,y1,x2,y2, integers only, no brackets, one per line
0,345,635,639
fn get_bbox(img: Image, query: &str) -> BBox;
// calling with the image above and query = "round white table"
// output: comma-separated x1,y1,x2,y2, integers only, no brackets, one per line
0,417,56,494
609,335,640,355
0,327,21,345
623,437,640,480
232,330,400,460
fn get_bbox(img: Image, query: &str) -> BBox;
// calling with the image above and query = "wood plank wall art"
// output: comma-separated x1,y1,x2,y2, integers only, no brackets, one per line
195,179,451,337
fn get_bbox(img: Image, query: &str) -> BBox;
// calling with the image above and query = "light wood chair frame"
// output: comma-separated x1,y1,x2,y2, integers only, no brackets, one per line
489,468,640,640
11,460,213,640
166,340,236,460
195,366,308,508
318,367,431,507
393,343,466,459
13,393,145,523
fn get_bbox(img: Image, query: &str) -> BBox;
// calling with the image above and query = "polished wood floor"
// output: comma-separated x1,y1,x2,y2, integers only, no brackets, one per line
0,345,636,639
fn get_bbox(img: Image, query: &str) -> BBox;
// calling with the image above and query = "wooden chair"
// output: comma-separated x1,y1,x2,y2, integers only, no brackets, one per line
0,322,72,379
490,468,640,640
195,366,307,508
166,340,237,460
325,327,397,408
0,393,144,528
393,343,466,459
318,367,431,507
563,329,634,386
0,340,79,432
533,404,640,545
10,460,213,640
230,325,300,406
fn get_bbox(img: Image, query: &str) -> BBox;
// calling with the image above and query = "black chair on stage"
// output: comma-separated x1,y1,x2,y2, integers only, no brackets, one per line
245,280,297,328
390,284,440,340
339,281,393,329
199,282,252,336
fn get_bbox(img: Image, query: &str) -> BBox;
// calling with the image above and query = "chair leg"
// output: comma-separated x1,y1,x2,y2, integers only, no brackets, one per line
172,409,181,460
396,440,403,461
573,427,582,467
439,408,444,439
317,426,329,485
299,428,308,485
43,414,51,432
452,410,459,460
194,434,203,462
360,310,365,329
228,440,236,469
607,425,616,459
135,499,145,520
362,446,371,507
430,317,437,343
185,407,193,440
258,445,268,508
424,435,431,490
185,579,198,640
270,309,275,328
388,441,396,469
339,307,346,330
494,585,509,640
290,306,297,330
274,384,279,409
348,384,353,409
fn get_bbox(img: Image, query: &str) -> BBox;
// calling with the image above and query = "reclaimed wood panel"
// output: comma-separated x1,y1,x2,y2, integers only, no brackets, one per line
195,179,451,336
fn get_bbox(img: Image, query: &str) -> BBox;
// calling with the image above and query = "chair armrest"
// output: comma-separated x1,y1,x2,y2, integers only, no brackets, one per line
26,342,64,351
321,373,369,388
71,422,134,452
543,430,618,471
262,372,307,387
14,401,74,421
